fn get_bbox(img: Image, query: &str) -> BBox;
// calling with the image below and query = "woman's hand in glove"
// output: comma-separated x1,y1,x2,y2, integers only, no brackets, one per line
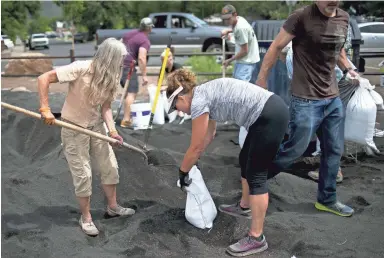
109,130,123,147
179,168,192,190
39,107,55,125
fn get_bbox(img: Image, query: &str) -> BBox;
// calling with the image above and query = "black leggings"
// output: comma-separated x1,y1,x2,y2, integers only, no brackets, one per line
239,94,289,195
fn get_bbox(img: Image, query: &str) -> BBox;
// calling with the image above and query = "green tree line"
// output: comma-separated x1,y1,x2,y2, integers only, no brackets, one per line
2,1,383,41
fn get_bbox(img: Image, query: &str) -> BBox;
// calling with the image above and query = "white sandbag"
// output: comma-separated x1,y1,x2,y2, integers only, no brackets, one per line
147,84,165,125
239,126,248,149
177,165,217,229
359,76,384,110
344,85,377,147
369,89,384,111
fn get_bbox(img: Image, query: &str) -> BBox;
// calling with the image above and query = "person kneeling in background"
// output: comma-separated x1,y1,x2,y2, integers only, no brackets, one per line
37,38,135,236
166,68,289,257
160,48,191,123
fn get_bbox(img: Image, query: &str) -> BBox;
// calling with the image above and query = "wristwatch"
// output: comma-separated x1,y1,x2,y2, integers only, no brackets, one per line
343,67,353,75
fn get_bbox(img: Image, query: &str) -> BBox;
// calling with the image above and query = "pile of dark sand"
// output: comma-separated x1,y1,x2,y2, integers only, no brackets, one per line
2,91,384,258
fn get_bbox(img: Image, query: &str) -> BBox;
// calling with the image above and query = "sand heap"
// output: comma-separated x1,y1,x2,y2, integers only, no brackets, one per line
4,52,53,76
2,91,384,258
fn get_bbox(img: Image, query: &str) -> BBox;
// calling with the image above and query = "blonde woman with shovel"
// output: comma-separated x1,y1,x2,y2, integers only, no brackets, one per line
37,38,135,236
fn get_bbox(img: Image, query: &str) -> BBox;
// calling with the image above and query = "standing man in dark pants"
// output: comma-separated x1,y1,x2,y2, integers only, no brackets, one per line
120,17,153,128
256,1,357,217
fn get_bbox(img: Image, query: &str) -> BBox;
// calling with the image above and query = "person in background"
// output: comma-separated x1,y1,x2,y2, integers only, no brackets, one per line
166,69,289,257
120,17,153,128
37,38,135,236
256,1,356,217
220,4,261,149
160,48,190,123
285,21,359,183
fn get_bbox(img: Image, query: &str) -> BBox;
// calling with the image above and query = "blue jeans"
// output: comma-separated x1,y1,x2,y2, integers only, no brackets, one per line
269,95,345,205
233,62,256,82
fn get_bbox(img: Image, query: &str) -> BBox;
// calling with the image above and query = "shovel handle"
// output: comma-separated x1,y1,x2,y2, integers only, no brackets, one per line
1,102,148,161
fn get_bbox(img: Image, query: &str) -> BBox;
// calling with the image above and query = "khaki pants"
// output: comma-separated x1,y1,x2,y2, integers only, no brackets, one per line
61,122,119,197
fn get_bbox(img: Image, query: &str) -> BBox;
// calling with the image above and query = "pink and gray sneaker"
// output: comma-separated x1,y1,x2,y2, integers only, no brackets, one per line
226,235,268,257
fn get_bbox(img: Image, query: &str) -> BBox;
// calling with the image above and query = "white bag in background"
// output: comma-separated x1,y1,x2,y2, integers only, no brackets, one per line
162,91,177,123
344,85,377,148
147,84,165,125
239,126,248,149
177,165,217,229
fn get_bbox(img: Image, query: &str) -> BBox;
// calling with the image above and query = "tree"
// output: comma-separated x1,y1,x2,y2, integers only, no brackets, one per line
28,17,56,34
1,1,41,41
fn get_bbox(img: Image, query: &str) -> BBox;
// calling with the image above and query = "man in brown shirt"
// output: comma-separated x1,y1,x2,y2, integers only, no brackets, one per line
256,1,357,218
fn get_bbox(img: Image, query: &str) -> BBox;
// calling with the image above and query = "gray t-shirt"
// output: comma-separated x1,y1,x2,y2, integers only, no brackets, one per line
191,78,273,130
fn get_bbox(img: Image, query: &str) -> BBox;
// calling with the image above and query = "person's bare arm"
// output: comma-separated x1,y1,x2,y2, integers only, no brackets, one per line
202,120,216,150
256,28,295,88
227,43,248,63
221,28,233,37
337,48,359,78
101,101,116,133
37,70,59,109
337,48,350,71
180,113,210,172
138,47,147,77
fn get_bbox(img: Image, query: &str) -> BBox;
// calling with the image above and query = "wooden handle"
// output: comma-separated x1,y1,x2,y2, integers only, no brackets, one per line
222,37,226,78
1,102,148,161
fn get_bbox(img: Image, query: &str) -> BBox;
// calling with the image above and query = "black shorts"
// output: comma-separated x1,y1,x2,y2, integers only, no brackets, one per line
239,94,289,195
120,67,139,94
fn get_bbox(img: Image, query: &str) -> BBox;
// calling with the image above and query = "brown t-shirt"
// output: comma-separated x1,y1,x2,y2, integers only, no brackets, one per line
283,4,349,99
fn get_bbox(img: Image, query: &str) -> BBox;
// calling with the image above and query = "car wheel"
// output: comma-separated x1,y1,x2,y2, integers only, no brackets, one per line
45,45,49,49
206,44,223,63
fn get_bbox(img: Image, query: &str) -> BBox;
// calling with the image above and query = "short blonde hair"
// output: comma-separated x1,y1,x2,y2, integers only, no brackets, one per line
166,68,197,97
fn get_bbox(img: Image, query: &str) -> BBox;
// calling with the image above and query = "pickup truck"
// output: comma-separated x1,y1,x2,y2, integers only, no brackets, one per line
95,12,235,56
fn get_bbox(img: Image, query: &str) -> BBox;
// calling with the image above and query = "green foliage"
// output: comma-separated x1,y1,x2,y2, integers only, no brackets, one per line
1,1,41,41
28,17,54,34
185,56,233,82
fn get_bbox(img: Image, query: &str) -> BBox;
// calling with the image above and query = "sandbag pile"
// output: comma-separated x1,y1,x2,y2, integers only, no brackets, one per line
4,53,53,75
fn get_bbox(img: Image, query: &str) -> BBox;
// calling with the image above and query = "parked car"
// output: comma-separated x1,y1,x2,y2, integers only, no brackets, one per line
74,32,89,43
1,35,14,50
95,12,235,56
358,22,384,53
28,33,49,50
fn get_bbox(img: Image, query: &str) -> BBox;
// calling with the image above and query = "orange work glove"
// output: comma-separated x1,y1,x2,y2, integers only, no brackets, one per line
39,107,55,125
109,130,123,147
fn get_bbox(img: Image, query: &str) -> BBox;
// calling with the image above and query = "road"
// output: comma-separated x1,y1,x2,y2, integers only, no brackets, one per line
1,42,189,72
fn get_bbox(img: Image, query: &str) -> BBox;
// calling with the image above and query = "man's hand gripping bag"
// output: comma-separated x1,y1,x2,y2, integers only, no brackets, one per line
177,165,217,229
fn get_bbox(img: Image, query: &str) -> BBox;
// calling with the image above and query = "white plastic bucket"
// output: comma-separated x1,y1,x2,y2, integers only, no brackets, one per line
130,102,151,130
148,84,165,125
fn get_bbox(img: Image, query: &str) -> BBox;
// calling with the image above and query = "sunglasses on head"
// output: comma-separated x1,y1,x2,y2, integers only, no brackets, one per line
166,81,184,114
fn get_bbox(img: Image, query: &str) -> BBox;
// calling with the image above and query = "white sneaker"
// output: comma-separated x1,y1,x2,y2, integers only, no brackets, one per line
106,205,135,217
79,216,99,236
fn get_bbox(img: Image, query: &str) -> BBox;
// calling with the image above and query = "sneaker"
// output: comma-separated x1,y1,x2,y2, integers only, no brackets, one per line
315,201,354,217
120,120,133,128
226,235,268,257
218,202,251,219
79,216,99,236
106,205,135,217
308,167,343,183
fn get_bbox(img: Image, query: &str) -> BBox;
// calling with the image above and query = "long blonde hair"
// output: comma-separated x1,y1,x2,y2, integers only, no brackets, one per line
88,37,127,106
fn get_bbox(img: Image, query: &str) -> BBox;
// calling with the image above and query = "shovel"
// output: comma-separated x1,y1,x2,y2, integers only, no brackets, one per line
114,59,136,121
1,102,148,162
142,36,172,151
